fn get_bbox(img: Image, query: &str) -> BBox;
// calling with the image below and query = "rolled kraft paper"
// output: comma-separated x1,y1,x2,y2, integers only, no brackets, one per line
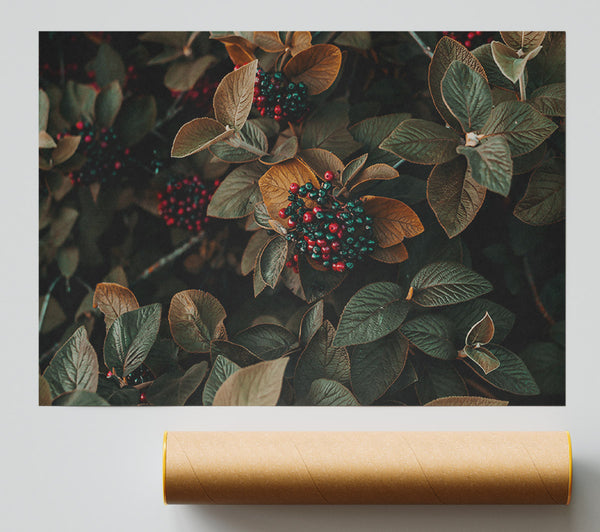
163,431,572,505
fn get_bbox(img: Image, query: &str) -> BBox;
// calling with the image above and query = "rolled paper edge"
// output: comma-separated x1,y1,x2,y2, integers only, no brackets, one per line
163,431,572,505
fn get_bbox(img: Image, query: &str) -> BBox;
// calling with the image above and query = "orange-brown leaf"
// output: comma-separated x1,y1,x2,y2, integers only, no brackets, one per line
291,32,312,56
93,282,139,330
362,195,424,248
253,31,286,53
225,43,256,66
370,242,409,264
259,158,319,219
283,44,342,95
298,148,344,183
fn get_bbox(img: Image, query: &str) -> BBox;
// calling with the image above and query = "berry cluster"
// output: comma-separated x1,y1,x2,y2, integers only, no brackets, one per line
442,31,494,50
125,364,154,386
62,121,133,186
253,68,308,123
158,175,221,233
281,171,377,273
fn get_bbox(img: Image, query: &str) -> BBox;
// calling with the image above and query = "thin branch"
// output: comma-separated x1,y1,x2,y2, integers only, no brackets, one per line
134,232,206,283
518,72,527,101
39,276,61,333
409,32,433,59
523,257,555,326
393,158,406,169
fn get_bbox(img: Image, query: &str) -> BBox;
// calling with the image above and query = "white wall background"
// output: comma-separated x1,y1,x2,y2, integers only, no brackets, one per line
2,1,599,530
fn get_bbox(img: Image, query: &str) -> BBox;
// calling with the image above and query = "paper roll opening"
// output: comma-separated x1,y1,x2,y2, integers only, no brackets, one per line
163,431,572,505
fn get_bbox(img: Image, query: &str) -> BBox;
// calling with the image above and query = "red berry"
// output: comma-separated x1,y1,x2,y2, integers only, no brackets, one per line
286,261,293,268
289,183,299,194
324,171,335,181
279,208,287,219
288,218,297,228
140,392,147,402
316,238,326,247
468,32,475,39
293,254,298,262
464,40,472,48
321,245,330,254
114,161,121,170
75,121,84,130
84,135,92,143
274,104,282,115
303,212,314,223
313,205,323,214
328,222,339,233
337,231,344,239
332,241,341,251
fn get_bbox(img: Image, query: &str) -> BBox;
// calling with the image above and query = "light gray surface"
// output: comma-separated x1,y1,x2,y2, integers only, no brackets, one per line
2,1,600,530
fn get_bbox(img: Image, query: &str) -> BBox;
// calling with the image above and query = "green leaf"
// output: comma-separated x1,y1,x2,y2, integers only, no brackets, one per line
168,290,226,353
378,359,418,402
299,300,323,345
213,358,289,406
241,230,271,276
472,44,517,91
425,396,508,406
210,340,262,367
53,391,109,406
294,321,351,398
500,31,546,53
380,119,461,165
260,136,299,165
441,61,492,133
350,113,411,165
334,282,410,347
210,120,268,163
514,158,565,225
401,314,457,360
480,100,557,157
43,326,99,399
443,298,515,344
429,37,488,133
115,95,157,147
306,379,359,406
411,262,493,307
427,157,486,238
512,142,547,175
347,163,399,190
91,43,126,87
334,31,371,50
465,311,495,346
171,118,234,158
491,41,542,84
60,81,97,124
298,254,346,303
465,344,540,395
233,324,297,360
203,355,241,406
349,330,408,405
457,136,513,197
57,246,79,279
147,362,208,406
213,59,257,129
520,342,564,396
342,153,368,185
463,345,500,374
207,161,264,218
529,83,565,117
259,235,288,288
164,55,217,91
527,32,565,87
104,304,161,377
96,379,140,406
95,80,123,129
39,295,66,334
415,358,467,404
39,89,50,132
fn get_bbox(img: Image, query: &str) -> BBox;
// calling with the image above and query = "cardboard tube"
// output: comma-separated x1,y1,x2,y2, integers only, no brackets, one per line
163,431,572,505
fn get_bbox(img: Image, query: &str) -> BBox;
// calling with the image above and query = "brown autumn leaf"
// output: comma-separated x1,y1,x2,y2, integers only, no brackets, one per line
362,195,424,248
258,157,319,219
224,43,255,66
291,31,312,56
283,44,342,95
39,130,56,149
253,31,286,53
171,118,235,158
347,163,399,190
425,396,508,406
298,148,344,182
213,59,258,130
466,311,495,346
52,135,81,165
427,157,487,238
370,242,409,264
93,282,140,330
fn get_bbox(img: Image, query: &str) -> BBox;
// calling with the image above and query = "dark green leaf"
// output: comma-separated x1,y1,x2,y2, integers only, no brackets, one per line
298,254,346,303
401,314,457,360
96,378,140,406
350,330,408,405
415,358,467,404
334,282,409,346
104,304,161,377
210,340,262,367
203,355,241,406
294,321,351,398
299,300,324,345
306,379,359,406
207,161,265,218
465,344,540,395
168,290,226,353
334,31,371,50
520,342,564,396
241,230,271,276
443,298,515,343
144,339,179,376
210,120,268,163
53,391,109,406
147,362,208,406
234,324,297,360
39,89,50,132
480,101,557,157
95,81,123,129
115,95,157,147
411,261,492,307
349,113,411,165
91,43,126,87
164,56,217,92
457,136,513,196
380,119,461,165
342,153,368,185
491,41,541,84
441,61,492,132
472,44,517,91
260,136,299,165
43,326,99,399
259,235,288,288
529,83,565,117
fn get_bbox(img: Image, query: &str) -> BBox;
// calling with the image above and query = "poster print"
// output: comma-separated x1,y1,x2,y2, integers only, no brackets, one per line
39,31,565,406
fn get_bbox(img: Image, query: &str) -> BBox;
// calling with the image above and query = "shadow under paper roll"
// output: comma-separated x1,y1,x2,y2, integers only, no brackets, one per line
163,431,572,505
